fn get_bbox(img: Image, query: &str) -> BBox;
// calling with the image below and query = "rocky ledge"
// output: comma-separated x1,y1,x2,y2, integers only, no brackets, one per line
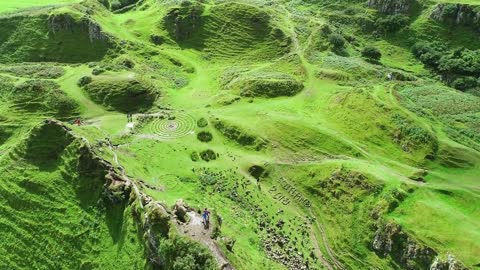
373,221,468,270
430,3,480,30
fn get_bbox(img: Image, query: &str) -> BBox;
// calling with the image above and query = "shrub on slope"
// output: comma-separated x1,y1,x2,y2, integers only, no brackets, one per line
0,63,65,79
398,83,480,153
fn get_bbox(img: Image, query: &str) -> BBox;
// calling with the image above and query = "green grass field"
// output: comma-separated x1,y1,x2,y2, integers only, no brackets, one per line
0,0,479,269
0,0,79,13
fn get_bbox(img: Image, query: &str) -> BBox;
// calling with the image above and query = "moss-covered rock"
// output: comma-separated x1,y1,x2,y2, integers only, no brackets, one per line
372,221,445,270
164,1,204,41
430,3,480,30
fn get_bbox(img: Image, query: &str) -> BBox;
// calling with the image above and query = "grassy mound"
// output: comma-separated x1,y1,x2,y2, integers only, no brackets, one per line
326,89,437,163
82,73,157,112
163,1,291,61
320,55,385,82
264,120,363,160
0,80,78,116
221,69,304,98
0,12,111,63
213,119,267,150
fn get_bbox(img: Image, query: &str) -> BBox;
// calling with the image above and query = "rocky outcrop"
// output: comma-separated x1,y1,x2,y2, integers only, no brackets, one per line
48,13,109,42
373,222,436,269
164,1,204,41
367,0,417,14
430,254,468,270
430,4,480,29
372,222,468,270
173,199,189,223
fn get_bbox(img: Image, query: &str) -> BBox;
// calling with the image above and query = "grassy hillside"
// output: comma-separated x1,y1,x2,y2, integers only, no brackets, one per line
0,0,479,269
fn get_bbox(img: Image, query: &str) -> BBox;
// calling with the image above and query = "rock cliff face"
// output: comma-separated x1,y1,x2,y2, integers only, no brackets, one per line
48,13,109,42
430,3,480,29
367,0,416,14
430,255,468,270
372,222,467,270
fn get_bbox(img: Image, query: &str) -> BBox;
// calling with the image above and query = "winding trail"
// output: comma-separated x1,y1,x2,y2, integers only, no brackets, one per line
277,168,345,270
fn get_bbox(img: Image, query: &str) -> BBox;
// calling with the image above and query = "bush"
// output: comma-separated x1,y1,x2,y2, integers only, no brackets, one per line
411,42,444,67
197,118,208,128
197,131,213,142
375,14,409,33
77,76,92,87
412,42,480,91
150,34,165,45
200,149,217,162
361,46,382,61
190,151,199,162
159,235,217,270
450,77,478,91
320,24,332,36
328,33,346,49
92,68,105,75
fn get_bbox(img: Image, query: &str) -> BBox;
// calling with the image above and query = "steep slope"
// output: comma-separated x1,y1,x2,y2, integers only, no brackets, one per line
0,0,479,269
0,9,112,63
0,121,145,269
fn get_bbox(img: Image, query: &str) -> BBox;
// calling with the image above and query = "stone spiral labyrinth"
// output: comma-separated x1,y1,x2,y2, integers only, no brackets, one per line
149,112,196,140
